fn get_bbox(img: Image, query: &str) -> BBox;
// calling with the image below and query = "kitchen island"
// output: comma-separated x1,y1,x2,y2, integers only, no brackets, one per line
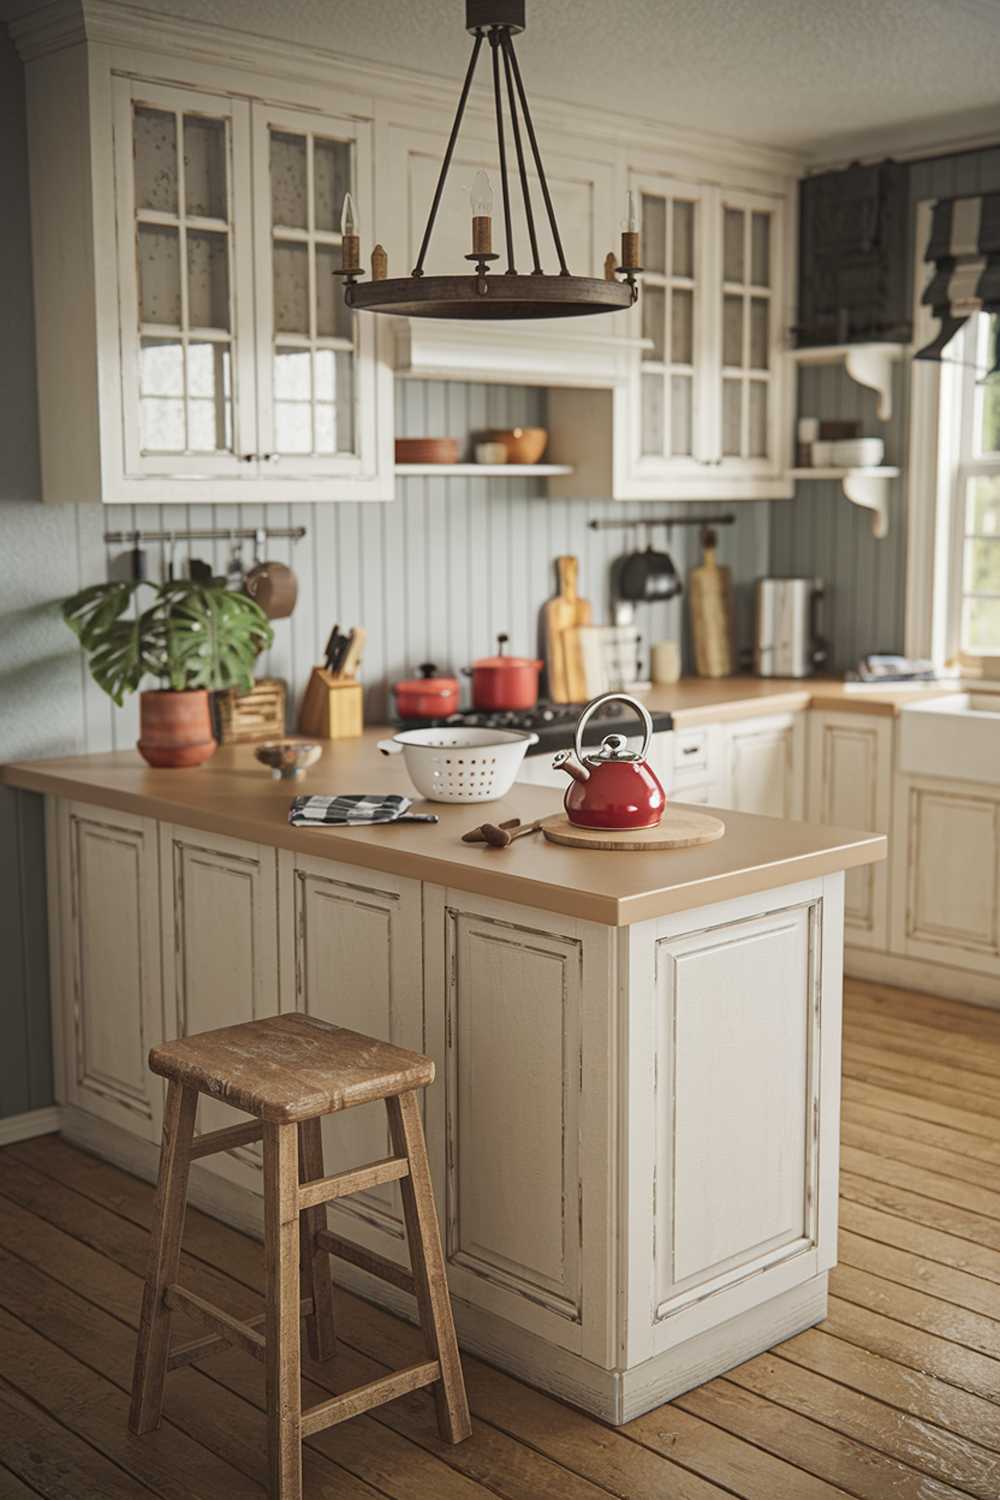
3,735,884,1422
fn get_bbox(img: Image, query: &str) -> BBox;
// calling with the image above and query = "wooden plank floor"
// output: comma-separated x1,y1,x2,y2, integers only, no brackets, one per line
2,977,1000,1499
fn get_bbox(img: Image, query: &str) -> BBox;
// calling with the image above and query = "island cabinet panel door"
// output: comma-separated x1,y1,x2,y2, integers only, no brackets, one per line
423,889,617,1364
808,712,892,951
625,877,841,1365
891,777,1000,977
59,802,164,1141
724,713,805,819
159,825,278,1192
278,853,424,1263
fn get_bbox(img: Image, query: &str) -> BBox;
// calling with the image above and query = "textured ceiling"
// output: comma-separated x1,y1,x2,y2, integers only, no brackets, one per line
7,0,1000,157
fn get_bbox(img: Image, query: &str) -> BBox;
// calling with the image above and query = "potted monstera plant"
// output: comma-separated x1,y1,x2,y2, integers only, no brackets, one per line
63,579,273,767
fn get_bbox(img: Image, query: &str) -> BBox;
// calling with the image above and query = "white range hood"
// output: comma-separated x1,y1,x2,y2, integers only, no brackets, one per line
393,316,648,388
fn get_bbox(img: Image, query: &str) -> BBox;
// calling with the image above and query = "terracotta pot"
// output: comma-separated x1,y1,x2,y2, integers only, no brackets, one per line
138,689,217,768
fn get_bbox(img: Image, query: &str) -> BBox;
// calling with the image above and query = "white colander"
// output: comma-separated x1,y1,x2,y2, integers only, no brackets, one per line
377,727,539,803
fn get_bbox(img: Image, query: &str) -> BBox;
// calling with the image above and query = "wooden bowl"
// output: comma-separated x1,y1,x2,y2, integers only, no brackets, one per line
489,426,548,464
395,437,461,465
254,740,322,781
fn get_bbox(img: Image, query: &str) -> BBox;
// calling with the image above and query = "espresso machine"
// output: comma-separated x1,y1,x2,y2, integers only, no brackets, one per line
754,578,828,678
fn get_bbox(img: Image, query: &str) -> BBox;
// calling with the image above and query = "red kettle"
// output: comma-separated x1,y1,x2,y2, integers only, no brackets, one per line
554,694,666,830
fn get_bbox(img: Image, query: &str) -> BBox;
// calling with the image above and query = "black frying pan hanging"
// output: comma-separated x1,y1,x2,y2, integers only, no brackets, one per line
618,545,684,604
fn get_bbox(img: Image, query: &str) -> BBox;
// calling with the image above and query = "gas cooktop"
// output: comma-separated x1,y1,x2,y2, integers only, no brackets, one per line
394,701,674,757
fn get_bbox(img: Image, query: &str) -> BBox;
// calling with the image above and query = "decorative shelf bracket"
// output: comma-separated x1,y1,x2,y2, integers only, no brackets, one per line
843,345,897,421
788,342,907,423
842,470,891,539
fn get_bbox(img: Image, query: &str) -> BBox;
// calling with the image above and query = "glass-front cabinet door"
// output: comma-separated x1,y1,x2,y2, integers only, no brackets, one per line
620,172,788,499
632,175,709,475
252,103,381,484
113,80,257,478
716,189,782,476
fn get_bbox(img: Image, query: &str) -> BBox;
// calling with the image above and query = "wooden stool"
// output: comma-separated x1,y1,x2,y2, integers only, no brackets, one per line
128,1012,471,1499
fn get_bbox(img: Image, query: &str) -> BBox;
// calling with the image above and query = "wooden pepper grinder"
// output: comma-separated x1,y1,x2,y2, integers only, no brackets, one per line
688,527,734,678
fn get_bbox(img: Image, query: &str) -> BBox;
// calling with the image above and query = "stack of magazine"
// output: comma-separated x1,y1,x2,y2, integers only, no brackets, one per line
845,654,938,686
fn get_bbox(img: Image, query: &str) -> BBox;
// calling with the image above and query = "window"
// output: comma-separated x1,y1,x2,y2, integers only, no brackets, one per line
943,312,1000,660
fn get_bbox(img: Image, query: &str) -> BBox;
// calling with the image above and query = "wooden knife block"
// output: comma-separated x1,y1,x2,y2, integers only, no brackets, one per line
298,668,363,740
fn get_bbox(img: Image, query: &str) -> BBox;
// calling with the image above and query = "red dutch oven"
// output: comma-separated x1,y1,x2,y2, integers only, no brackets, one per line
466,634,543,711
554,693,666,829
393,663,460,720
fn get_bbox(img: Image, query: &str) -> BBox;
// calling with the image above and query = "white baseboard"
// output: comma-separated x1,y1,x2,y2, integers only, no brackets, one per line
0,1105,63,1148
845,947,1000,1010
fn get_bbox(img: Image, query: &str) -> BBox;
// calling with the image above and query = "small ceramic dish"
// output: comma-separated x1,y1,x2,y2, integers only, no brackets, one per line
254,740,323,781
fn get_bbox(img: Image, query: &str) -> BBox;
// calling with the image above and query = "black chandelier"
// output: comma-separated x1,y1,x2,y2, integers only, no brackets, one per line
334,0,642,320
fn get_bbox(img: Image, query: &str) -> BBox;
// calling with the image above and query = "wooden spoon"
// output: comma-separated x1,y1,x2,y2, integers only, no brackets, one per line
462,817,520,844
481,818,546,849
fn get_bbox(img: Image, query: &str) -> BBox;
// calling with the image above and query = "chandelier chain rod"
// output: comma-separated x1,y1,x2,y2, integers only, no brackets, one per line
489,29,517,274
411,27,484,278
501,28,569,276
500,25,542,274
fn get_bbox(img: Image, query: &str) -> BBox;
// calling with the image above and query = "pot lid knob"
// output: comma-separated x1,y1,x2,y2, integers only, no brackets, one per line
418,662,439,678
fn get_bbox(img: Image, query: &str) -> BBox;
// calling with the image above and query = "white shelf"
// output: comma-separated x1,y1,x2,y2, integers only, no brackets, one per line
789,466,900,480
395,463,574,477
789,466,900,540
787,342,908,422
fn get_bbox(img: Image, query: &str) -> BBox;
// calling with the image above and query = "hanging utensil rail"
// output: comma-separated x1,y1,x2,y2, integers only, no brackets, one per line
103,525,308,545
587,514,735,530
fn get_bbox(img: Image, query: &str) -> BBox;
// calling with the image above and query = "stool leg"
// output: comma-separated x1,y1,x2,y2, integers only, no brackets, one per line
264,1121,302,1500
387,1089,472,1444
129,1080,198,1434
297,1119,337,1362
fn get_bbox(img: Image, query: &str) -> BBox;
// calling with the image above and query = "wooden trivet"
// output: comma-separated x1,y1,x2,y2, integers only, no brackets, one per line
541,809,725,851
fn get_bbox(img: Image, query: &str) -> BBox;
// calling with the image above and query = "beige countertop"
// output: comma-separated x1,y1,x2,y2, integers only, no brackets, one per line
4,732,885,928
638,675,960,726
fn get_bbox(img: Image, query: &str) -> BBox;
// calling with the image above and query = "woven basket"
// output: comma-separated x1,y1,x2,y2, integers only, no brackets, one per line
213,678,287,745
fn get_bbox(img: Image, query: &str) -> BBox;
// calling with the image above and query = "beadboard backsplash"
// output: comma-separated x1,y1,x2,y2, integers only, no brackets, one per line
7,378,771,759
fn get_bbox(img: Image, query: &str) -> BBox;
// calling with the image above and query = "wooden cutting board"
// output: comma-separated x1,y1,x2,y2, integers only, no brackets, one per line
543,556,592,703
688,529,734,678
542,809,725,851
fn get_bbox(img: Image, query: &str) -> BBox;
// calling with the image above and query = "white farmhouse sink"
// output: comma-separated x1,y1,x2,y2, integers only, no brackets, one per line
899,692,1000,784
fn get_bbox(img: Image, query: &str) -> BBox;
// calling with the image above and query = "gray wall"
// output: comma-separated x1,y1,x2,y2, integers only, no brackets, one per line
771,142,1000,671
0,23,768,1120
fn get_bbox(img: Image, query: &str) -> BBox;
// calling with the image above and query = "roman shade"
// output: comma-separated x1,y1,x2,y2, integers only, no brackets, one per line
916,193,1000,368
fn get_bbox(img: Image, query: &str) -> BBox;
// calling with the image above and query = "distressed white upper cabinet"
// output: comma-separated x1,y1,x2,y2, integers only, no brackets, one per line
725,712,805,819
160,825,279,1192
20,35,392,502
56,802,163,1141
620,176,792,499
808,712,892,951
278,853,425,1268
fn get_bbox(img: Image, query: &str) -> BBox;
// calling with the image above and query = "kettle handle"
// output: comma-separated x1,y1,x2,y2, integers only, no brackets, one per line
575,693,654,765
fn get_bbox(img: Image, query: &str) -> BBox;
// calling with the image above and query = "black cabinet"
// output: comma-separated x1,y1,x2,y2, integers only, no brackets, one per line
797,160,911,346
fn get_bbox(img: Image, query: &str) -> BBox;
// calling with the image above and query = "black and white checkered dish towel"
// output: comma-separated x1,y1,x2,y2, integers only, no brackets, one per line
289,794,436,827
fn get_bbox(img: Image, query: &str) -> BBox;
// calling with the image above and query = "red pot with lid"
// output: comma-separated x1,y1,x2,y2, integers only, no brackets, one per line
554,693,666,829
466,633,543,711
393,663,460,720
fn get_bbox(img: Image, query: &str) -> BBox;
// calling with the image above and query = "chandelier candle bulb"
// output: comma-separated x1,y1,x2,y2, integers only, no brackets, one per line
620,189,641,271
471,169,494,254
371,244,388,280
340,192,360,272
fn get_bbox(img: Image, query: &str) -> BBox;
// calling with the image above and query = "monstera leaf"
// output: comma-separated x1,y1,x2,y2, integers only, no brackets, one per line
153,582,273,694
62,579,273,705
